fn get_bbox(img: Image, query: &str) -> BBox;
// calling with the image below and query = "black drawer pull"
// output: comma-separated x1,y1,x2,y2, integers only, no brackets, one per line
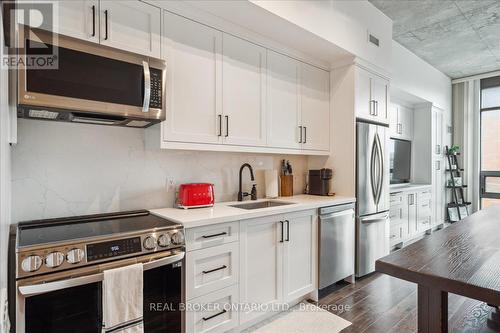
202,265,227,274
203,309,227,321
202,232,227,239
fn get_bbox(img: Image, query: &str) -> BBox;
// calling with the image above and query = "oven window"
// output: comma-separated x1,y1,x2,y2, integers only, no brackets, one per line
25,282,101,333
144,263,182,333
26,41,144,107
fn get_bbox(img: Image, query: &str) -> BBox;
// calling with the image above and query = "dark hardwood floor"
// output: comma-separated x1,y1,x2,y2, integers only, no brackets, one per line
317,273,500,332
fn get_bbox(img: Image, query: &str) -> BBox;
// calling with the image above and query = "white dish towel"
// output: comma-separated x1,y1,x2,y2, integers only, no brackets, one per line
102,263,144,333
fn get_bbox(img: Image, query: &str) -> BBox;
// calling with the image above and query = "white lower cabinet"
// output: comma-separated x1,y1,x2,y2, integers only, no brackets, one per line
186,242,239,299
186,284,239,333
389,187,433,247
239,210,317,325
185,210,317,331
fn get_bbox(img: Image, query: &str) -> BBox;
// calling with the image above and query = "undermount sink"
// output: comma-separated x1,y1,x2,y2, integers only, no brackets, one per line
230,200,293,210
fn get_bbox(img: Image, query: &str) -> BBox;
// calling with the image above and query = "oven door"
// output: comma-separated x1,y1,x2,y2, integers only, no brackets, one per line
16,252,184,333
17,28,165,122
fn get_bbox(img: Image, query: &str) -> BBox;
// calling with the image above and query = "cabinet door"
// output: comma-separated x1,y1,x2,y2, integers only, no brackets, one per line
355,68,372,120
162,12,222,144
433,159,445,224
398,105,414,140
99,0,161,57
372,76,389,122
300,63,330,151
222,34,267,146
283,212,316,302
407,192,418,234
433,107,443,156
389,104,399,138
54,0,99,43
267,51,301,149
239,216,283,324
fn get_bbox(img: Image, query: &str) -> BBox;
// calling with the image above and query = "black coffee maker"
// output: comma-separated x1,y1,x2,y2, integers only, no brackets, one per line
308,168,332,196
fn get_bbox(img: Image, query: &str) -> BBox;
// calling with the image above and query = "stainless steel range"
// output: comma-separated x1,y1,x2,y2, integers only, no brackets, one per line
10,210,185,333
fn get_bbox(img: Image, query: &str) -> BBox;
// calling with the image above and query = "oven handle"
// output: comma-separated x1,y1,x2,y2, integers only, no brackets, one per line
142,61,151,113
18,252,185,297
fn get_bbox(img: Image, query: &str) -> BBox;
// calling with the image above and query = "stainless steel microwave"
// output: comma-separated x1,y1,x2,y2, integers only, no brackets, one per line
13,28,166,128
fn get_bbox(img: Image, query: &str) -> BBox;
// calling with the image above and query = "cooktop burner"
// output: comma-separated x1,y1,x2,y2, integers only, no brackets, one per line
17,210,180,247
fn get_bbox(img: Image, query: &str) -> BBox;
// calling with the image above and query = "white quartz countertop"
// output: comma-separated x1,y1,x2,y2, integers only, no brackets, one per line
150,194,356,228
390,183,432,193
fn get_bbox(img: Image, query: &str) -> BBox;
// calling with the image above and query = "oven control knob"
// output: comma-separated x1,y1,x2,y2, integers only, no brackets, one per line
171,231,185,245
157,234,171,247
67,248,85,264
45,252,65,268
21,255,42,272
143,235,157,250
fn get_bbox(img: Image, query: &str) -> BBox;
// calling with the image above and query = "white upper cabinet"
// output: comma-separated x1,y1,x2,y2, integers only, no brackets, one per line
162,11,222,144
99,1,161,58
355,66,389,124
389,103,413,140
54,0,99,43
53,1,161,57
222,34,267,147
158,12,330,154
267,51,301,150
300,63,330,151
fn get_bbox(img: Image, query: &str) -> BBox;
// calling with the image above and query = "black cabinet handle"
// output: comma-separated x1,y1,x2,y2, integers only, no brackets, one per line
104,10,109,40
285,220,290,241
202,232,227,239
202,309,227,321
299,126,302,143
280,221,284,243
218,115,222,137
225,115,229,137
91,5,96,37
303,127,307,144
202,265,227,274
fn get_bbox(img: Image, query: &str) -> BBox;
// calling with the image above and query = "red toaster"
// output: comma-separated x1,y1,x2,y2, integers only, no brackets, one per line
177,183,215,209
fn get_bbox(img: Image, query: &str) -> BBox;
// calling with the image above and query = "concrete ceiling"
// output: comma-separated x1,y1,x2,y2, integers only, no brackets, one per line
369,0,500,79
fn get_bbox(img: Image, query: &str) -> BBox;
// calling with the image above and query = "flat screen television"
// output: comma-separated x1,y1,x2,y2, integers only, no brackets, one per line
390,138,411,184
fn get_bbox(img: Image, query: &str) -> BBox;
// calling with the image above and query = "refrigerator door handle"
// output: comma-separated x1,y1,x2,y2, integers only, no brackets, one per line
360,212,389,223
375,132,384,205
370,138,378,203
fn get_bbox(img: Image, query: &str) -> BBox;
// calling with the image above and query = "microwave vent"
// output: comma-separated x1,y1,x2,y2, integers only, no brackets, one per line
126,120,151,128
29,109,59,119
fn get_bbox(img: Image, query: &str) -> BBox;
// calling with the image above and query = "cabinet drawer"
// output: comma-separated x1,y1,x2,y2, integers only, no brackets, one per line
418,199,432,218
418,190,432,202
186,284,239,333
390,193,404,205
186,222,239,251
186,242,239,299
389,223,404,246
417,216,432,231
389,205,404,225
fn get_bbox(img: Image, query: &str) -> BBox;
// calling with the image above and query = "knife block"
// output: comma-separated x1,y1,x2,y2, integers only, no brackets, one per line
280,175,293,197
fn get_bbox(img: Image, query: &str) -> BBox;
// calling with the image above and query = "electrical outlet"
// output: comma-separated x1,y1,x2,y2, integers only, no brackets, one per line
166,178,175,192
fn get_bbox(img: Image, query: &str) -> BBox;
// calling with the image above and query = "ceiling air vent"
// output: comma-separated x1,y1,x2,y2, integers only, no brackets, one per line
368,33,380,47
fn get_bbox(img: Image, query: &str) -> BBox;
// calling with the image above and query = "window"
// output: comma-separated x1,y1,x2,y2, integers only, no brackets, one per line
480,77,500,208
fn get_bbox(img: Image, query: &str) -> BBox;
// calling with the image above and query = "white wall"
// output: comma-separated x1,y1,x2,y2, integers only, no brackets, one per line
250,0,393,72
391,41,452,112
11,120,307,222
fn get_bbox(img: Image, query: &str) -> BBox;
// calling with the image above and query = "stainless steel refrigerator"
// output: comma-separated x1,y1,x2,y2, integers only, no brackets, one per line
356,120,390,277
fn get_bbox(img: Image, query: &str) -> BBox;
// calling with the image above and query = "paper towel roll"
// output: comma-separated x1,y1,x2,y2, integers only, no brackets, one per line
265,169,279,198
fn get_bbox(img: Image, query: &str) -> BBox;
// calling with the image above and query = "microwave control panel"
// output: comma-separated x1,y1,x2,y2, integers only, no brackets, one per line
149,68,163,109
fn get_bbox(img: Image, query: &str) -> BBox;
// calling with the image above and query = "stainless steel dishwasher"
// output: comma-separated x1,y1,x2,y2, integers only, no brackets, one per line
319,203,356,290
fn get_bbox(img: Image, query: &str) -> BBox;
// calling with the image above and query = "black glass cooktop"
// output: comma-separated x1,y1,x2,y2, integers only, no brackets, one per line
17,210,180,248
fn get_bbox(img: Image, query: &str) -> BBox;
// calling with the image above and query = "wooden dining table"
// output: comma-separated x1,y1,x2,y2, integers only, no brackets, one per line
376,206,500,333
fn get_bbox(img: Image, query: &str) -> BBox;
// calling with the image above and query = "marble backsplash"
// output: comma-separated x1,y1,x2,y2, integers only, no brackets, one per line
11,119,308,222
